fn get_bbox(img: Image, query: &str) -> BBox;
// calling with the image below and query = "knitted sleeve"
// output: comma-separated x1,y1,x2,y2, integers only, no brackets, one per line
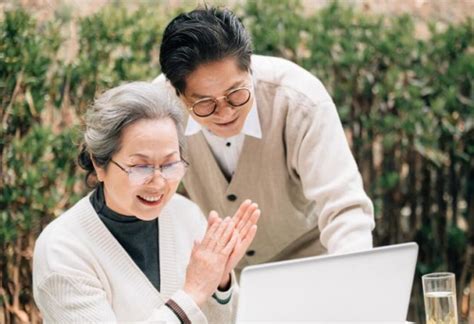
288,98,375,254
34,272,116,322
35,272,208,323
202,271,239,323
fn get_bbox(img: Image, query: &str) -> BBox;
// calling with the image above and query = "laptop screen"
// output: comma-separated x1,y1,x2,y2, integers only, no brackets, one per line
236,242,418,322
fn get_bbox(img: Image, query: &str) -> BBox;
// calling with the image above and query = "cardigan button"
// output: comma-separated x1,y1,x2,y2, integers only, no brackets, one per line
227,194,237,201
246,250,256,257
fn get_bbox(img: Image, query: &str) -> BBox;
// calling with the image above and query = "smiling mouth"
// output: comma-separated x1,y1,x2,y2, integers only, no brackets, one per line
215,116,239,126
137,194,164,206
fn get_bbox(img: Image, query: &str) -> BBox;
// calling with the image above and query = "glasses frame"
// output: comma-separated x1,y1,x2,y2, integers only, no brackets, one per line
110,159,189,185
188,86,252,118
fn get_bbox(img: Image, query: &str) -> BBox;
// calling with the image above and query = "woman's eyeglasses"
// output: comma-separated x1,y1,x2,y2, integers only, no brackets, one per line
110,159,189,185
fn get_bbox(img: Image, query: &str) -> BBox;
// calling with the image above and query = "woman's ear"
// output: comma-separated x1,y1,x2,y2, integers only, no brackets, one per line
91,155,105,182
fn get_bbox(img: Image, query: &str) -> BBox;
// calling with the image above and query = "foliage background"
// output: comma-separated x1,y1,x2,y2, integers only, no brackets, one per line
1,0,473,322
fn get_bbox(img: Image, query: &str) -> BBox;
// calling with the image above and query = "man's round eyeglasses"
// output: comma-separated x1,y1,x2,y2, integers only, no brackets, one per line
188,87,251,118
110,159,189,185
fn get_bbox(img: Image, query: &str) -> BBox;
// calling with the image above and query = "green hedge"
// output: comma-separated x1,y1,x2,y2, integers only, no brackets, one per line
1,1,473,322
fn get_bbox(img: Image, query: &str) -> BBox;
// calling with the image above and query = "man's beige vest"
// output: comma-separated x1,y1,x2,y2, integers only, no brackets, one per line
182,56,335,270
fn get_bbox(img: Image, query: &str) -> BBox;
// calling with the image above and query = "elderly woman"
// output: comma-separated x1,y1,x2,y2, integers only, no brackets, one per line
33,82,260,323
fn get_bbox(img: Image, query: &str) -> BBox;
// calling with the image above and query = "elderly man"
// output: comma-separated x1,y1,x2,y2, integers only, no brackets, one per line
154,6,375,273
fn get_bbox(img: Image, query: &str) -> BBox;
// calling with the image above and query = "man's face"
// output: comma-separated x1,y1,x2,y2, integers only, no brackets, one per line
180,57,253,138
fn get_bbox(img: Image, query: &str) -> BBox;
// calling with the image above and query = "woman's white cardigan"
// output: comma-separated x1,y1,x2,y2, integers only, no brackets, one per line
33,194,237,323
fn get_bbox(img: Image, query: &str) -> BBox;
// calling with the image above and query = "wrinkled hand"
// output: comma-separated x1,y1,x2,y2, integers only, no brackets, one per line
183,213,238,307
217,199,260,288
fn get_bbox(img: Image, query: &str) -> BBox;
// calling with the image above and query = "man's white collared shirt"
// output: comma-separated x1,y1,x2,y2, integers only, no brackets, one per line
184,100,262,178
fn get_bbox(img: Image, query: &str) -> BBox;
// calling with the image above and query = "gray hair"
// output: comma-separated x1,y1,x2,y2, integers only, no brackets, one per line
78,81,185,186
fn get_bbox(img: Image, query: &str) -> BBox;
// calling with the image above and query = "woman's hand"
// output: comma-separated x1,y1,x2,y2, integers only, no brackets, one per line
218,200,260,288
183,212,238,307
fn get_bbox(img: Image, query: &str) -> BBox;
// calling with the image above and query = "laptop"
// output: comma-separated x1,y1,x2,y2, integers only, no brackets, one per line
236,242,418,323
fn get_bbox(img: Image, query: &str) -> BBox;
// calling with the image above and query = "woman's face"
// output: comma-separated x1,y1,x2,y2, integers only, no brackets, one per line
94,118,182,221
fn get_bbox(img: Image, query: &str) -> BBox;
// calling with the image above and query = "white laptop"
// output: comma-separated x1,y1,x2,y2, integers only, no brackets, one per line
236,242,418,323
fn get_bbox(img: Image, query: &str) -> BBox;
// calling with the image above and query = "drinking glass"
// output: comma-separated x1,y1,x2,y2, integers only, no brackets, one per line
422,272,458,324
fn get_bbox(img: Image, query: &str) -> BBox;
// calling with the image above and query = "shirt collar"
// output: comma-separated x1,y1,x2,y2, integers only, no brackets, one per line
184,93,262,139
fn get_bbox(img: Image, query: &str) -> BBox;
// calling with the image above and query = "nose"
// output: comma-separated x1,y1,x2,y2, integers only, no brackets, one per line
144,170,167,186
214,97,234,116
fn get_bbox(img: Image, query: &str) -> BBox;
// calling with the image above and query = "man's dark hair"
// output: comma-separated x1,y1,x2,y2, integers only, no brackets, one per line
159,7,253,95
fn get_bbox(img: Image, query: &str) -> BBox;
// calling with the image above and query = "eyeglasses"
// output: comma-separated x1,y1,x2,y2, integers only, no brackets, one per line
188,87,252,118
110,159,189,185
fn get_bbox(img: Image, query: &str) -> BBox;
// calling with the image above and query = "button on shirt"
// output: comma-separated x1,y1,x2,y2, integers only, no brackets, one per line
185,96,262,178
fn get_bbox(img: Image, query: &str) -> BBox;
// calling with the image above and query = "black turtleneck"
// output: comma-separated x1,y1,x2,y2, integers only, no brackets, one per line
90,184,160,291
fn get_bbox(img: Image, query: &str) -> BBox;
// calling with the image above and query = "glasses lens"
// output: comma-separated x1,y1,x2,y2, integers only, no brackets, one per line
193,99,216,117
161,161,187,180
227,88,251,107
129,165,154,185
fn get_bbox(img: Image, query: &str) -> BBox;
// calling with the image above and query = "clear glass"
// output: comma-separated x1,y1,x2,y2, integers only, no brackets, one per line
422,272,458,324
